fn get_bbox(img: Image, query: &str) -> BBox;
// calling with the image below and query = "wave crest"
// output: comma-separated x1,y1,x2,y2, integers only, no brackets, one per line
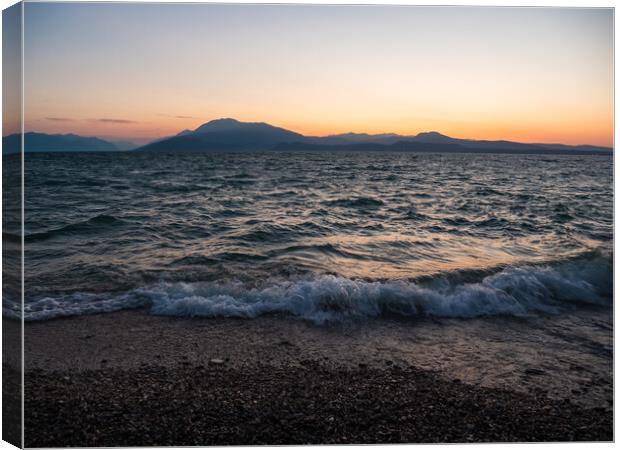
5,252,611,322
145,259,610,322
24,214,125,242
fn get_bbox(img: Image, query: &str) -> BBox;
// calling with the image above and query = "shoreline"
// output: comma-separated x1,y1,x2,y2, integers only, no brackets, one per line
23,363,612,446
16,308,614,445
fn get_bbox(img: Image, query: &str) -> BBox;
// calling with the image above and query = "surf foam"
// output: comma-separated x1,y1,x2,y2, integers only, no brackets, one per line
4,252,611,322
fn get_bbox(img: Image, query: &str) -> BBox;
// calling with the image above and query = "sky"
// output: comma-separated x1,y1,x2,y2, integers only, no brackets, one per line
14,3,615,146
3,2,21,138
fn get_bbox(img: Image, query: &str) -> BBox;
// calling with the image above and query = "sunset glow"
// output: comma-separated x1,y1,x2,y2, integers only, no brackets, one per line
20,4,613,147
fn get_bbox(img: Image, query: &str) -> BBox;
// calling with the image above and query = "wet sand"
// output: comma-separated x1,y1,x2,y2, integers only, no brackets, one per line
17,308,613,446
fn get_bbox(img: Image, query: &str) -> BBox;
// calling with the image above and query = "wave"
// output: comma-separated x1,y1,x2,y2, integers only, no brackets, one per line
3,232,21,243
324,197,385,208
4,251,611,322
24,214,126,242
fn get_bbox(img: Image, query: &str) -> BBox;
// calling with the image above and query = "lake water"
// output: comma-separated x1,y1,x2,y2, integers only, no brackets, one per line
3,151,612,322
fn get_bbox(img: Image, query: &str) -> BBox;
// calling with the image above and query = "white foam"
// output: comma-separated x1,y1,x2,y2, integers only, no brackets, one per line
5,253,611,322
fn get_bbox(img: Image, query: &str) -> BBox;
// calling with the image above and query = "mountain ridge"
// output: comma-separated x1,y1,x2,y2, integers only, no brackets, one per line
2,132,123,154
137,118,305,153
134,118,612,155
4,119,612,154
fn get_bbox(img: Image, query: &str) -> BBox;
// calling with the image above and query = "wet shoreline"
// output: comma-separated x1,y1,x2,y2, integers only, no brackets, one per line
16,307,613,445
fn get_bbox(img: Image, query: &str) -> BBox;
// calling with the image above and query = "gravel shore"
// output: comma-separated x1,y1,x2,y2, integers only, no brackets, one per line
18,309,613,446
25,362,612,447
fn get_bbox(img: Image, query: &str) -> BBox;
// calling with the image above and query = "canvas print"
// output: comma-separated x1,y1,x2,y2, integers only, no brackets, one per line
2,2,614,447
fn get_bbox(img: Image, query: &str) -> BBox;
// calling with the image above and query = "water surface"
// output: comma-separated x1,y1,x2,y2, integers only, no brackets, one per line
3,151,612,322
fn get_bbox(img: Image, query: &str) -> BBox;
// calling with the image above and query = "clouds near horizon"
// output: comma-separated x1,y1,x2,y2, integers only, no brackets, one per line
20,4,613,146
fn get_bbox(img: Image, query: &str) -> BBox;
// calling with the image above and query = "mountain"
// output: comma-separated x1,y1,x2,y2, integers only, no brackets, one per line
7,122,611,155
135,119,612,155
3,132,121,154
108,139,138,151
136,118,305,152
272,140,466,153
272,140,611,155
407,131,612,153
307,132,405,145
412,131,459,145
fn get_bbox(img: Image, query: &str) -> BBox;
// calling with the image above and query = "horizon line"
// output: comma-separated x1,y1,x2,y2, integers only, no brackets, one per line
7,117,614,149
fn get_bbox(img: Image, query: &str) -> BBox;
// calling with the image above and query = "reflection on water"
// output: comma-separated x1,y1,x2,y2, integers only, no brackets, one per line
4,151,612,320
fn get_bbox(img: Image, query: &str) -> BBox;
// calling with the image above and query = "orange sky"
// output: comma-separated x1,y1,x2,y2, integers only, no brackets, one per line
18,4,614,147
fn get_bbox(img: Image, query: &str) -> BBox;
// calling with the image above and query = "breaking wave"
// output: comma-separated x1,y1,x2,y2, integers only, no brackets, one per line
4,252,611,322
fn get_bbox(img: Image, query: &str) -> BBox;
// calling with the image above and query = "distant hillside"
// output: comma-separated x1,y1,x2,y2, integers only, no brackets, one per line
2,132,121,154
108,139,138,151
135,118,612,155
408,131,610,153
136,118,305,152
6,121,611,155
307,132,405,145
273,140,612,155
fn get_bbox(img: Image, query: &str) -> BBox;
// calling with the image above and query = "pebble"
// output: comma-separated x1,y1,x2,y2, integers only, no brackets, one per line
22,362,611,447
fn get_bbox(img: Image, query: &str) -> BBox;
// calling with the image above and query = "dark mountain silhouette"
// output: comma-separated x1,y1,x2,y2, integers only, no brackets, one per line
271,140,611,155
108,139,137,151
412,131,459,145
137,118,305,152
3,132,122,154
307,132,405,145
5,120,611,155
404,131,613,153
135,119,612,155
272,140,466,153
